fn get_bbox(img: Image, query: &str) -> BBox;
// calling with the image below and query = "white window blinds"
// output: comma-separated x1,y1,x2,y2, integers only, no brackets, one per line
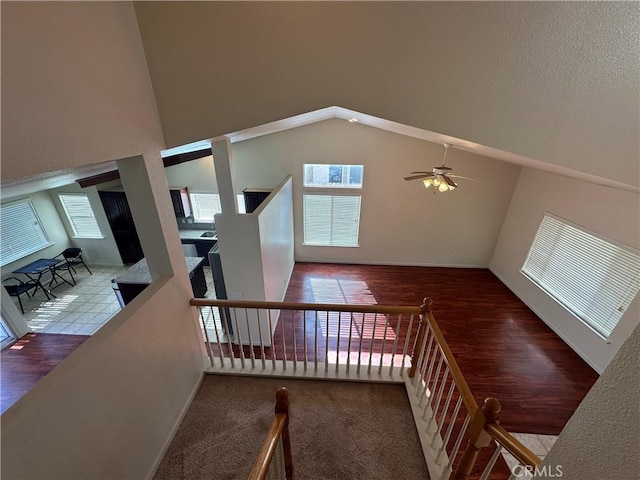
189,193,222,222
0,200,52,266
522,214,640,340
59,194,103,238
303,194,361,247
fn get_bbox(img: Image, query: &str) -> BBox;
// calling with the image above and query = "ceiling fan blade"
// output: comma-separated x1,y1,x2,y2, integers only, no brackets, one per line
442,174,458,188
409,171,432,174
449,174,486,183
404,173,434,181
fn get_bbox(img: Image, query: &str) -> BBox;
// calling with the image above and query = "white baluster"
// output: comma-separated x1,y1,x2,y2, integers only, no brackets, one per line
389,314,402,376
367,313,378,375
479,443,503,480
267,309,276,370
436,396,463,465
198,307,215,367
400,314,415,377
445,413,471,477
245,308,255,369
256,308,266,369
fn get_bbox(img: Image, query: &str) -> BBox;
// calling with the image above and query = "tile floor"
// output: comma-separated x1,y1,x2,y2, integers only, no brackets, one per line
501,432,558,477
16,265,128,335
11,264,219,337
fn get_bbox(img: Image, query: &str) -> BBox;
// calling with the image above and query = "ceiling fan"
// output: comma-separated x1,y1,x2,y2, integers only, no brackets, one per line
404,143,481,193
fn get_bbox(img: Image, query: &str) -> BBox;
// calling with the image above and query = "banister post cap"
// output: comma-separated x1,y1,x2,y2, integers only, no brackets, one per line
482,397,501,423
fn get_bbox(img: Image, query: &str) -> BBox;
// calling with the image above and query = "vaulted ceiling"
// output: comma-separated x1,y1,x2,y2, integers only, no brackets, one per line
134,1,639,189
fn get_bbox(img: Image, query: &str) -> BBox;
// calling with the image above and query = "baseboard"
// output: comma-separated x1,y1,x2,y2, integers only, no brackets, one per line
146,372,205,480
489,268,603,374
294,259,488,269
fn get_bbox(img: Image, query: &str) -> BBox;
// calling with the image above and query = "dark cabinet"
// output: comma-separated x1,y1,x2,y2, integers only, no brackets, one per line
194,239,216,266
243,188,271,214
99,191,144,264
189,265,207,298
169,187,191,217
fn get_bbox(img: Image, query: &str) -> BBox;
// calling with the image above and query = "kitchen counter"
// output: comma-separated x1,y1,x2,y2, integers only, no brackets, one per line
178,229,217,241
114,257,205,285
113,256,208,305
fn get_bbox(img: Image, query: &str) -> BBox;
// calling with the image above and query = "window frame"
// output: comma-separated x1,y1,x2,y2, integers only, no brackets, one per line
58,193,103,239
0,198,53,266
302,164,364,248
188,191,223,222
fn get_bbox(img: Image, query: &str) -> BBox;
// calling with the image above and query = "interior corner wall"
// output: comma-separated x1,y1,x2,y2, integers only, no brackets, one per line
232,119,520,267
257,177,295,302
489,168,640,373
49,183,124,267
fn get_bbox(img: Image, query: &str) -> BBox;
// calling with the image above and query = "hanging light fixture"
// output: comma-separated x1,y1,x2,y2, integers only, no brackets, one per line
421,143,457,193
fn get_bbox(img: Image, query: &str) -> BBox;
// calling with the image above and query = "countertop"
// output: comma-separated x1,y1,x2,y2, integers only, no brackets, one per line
178,229,218,241
113,257,204,284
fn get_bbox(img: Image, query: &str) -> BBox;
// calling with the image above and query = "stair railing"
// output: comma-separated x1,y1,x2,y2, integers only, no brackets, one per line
248,387,293,480
191,297,543,479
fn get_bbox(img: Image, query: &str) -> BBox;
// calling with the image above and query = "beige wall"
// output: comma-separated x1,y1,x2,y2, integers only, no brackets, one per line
164,155,218,193
1,1,165,180
232,119,520,267
490,168,640,373
135,1,639,187
538,321,640,479
1,3,204,479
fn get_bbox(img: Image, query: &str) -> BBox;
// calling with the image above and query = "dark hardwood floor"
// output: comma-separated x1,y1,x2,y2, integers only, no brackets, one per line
3,263,599,440
282,263,599,436
1,333,89,414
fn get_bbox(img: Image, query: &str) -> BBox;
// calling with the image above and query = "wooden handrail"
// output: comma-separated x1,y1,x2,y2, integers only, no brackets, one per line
424,309,479,414
485,423,542,467
248,387,293,480
190,297,422,316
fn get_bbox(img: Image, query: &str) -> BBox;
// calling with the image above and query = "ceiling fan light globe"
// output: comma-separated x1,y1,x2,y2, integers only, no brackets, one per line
438,182,449,192
423,178,434,188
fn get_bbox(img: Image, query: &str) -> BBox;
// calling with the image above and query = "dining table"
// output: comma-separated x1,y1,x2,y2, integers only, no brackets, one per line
12,258,73,300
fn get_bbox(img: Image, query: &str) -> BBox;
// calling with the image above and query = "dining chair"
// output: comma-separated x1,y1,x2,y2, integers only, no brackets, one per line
3,277,38,314
53,248,92,285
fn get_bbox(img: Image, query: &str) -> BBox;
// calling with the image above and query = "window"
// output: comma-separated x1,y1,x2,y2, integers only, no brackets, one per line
237,194,246,214
304,164,363,188
303,164,363,247
522,214,640,340
58,194,103,238
189,192,222,222
0,199,52,266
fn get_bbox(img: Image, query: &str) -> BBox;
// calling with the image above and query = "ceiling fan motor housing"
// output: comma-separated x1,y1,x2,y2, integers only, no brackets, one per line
433,166,452,175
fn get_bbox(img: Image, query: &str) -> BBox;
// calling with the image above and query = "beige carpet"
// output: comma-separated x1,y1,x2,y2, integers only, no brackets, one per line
154,375,429,480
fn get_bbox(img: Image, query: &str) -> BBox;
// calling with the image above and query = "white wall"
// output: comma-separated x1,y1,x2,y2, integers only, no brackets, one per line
214,177,295,344
164,155,218,193
232,119,520,267
49,183,124,267
135,2,639,187
1,3,205,479
537,321,640,479
490,169,640,373
258,177,295,302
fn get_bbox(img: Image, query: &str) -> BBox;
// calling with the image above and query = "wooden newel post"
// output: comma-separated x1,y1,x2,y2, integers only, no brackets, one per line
451,397,501,480
409,297,432,378
276,387,294,480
